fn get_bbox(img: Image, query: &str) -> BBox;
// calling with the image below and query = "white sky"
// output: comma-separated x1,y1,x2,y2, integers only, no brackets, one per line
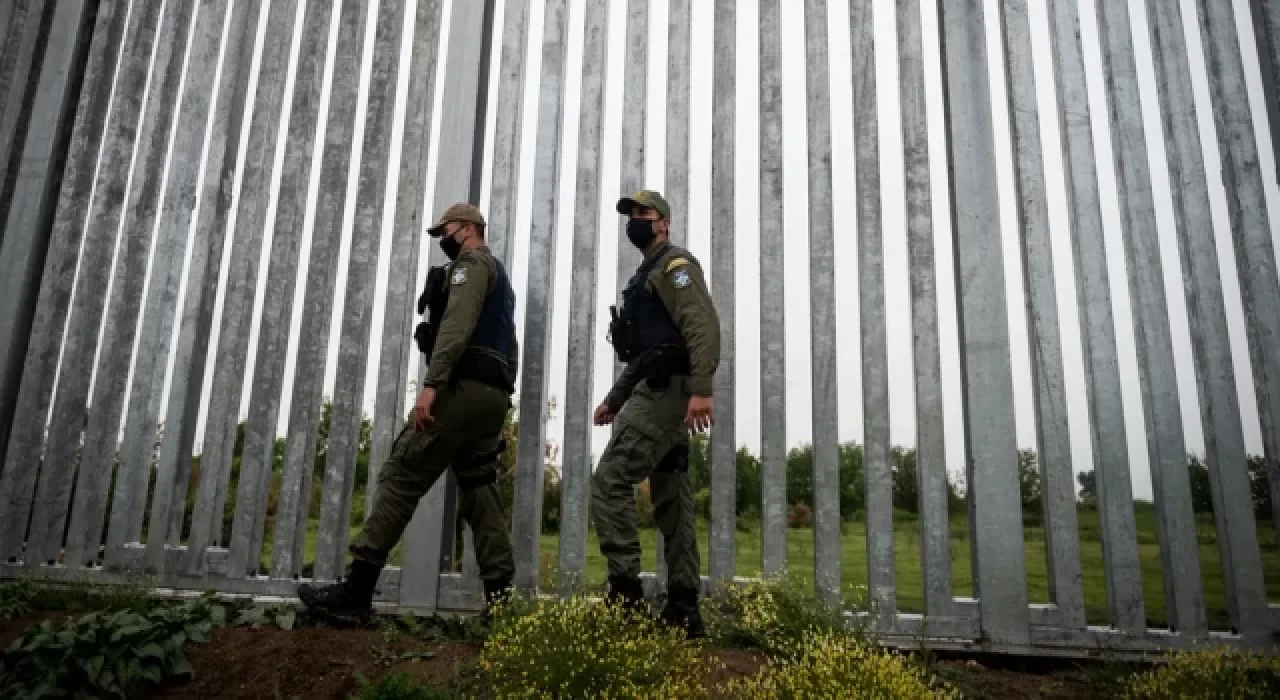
89,0,1280,503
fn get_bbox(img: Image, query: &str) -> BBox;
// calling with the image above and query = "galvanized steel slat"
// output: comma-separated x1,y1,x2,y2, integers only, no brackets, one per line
898,0,954,620
758,0,786,581
558,0,609,596
936,0,1030,645
512,0,570,593
486,0,528,270
708,0,736,587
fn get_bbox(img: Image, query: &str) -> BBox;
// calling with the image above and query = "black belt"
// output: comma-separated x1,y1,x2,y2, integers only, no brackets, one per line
452,349,515,394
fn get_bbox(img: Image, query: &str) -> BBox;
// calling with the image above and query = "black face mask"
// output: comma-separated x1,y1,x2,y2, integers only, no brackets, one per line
626,219,657,250
440,232,463,261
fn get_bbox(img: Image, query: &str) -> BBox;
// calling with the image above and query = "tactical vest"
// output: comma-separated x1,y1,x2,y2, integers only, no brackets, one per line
414,253,517,392
608,245,690,380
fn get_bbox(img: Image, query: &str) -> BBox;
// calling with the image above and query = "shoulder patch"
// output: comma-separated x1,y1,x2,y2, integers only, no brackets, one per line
664,257,690,273
451,267,467,285
671,268,692,289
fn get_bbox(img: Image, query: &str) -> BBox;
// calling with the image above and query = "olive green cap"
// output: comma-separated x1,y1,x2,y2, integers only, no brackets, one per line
615,189,670,220
427,201,486,237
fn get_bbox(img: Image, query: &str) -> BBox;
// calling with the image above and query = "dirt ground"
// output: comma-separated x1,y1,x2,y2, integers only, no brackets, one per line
0,614,1122,699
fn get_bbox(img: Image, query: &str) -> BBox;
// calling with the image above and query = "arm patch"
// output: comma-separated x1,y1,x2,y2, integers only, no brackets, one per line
664,257,690,273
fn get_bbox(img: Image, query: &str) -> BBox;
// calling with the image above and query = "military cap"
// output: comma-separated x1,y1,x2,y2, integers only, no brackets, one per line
427,201,486,237
615,189,671,220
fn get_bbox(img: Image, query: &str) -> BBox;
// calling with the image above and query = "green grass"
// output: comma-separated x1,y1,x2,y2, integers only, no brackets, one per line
276,503,1279,630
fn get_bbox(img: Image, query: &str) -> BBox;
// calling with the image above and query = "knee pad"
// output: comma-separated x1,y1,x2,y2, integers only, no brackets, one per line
655,444,689,473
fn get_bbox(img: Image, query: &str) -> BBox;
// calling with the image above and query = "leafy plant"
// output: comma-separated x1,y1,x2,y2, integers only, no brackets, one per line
704,575,868,658
476,595,711,699
1121,648,1280,699
723,629,958,699
354,672,455,700
0,595,219,698
0,581,35,621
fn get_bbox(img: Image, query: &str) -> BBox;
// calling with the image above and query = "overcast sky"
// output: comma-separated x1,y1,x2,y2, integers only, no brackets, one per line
136,0,1280,504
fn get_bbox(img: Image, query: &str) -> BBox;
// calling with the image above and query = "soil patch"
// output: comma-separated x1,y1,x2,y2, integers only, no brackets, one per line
149,626,481,700
936,658,1127,699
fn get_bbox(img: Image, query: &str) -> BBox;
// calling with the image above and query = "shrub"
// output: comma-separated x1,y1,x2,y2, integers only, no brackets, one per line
475,596,709,699
704,576,865,658
0,581,35,621
0,595,219,698
1121,648,1280,699
787,502,814,528
723,629,958,699
355,672,455,700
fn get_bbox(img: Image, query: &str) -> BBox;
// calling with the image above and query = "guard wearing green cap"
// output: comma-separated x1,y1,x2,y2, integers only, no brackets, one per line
299,202,518,624
593,189,721,638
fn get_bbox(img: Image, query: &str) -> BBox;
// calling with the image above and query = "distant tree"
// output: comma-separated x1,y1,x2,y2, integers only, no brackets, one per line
735,447,762,517
1187,456,1214,514
786,444,814,508
891,447,919,514
1018,449,1043,518
1248,455,1273,521
1077,470,1097,505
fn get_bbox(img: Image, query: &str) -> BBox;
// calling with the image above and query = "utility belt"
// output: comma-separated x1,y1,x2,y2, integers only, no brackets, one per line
636,346,690,390
451,348,516,395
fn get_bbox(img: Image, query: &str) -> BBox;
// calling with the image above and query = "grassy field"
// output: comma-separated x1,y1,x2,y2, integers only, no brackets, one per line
287,503,1279,630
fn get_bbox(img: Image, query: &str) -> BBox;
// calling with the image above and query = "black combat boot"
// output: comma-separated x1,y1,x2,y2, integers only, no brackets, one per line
660,583,706,639
297,558,381,625
481,576,513,624
605,574,647,614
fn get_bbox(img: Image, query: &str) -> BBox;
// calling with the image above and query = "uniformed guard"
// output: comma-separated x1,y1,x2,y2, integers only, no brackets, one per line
593,189,720,638
299,202,519,624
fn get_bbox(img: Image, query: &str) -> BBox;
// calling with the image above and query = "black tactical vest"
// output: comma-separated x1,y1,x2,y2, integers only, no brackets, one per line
610,245,688,366
414,253,516,391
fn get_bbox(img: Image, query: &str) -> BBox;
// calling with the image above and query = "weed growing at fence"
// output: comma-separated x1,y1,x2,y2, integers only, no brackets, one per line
1120,648,1280,699
724,629,959,699
0,594,220,698
0,581,35,621
354,672,456,700
704,575,869,657
472,595,710,699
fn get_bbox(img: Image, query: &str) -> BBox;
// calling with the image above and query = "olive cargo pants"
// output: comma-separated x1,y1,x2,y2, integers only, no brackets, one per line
591,376,700,590
350,379,515,583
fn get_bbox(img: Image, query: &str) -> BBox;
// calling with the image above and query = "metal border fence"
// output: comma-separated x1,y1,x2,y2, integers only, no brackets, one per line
1,0,1279,656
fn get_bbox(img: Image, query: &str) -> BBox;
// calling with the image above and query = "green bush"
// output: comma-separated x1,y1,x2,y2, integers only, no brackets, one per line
354,672,455,700
475,596,710,699
1121,648,1280,699
0,595,220,699
704,576,866,658
0,581,35,621
723,629,958,699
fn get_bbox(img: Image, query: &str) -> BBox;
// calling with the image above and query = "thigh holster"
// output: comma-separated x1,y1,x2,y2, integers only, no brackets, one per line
655,444,689,474
455,439,506,490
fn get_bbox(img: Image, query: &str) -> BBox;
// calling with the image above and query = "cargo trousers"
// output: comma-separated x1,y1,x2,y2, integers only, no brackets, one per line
591,375,699,590
349,379,515,583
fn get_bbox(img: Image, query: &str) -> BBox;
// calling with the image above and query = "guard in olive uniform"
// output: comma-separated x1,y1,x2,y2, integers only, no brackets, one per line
593,190,720,638
299,202,518,623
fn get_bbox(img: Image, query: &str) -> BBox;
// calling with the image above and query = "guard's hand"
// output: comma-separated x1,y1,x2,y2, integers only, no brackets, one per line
685,396,714,433
413,387,437,431
593,403,616,426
